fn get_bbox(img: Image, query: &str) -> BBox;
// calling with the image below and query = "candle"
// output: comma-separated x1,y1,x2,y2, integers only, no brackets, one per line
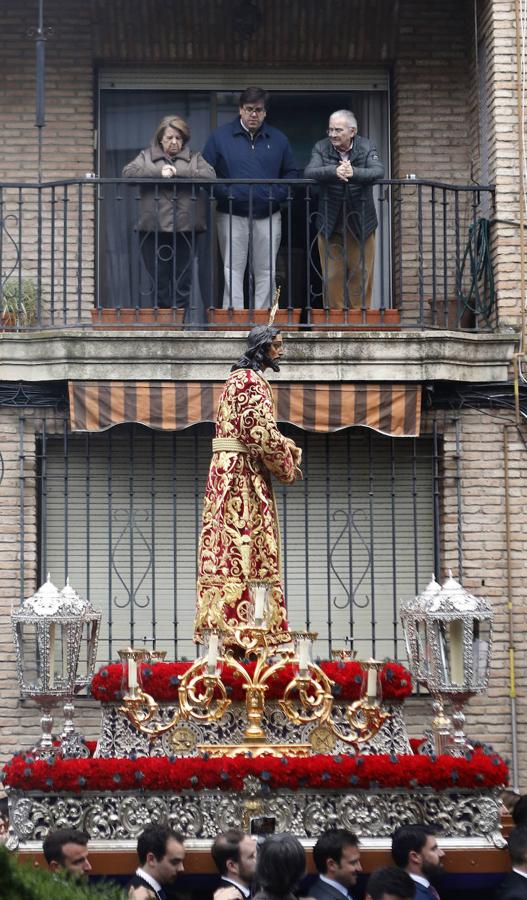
254,585,267,623
298,637,310,675
127,648,138,690
449,620,465,684
208,632,219,674
366,664,377,701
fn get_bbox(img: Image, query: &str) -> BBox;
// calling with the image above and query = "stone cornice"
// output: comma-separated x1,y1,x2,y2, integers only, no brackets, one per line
0,330,518,383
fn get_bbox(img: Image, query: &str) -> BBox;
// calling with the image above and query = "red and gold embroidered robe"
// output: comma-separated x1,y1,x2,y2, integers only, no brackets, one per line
195,368,299,642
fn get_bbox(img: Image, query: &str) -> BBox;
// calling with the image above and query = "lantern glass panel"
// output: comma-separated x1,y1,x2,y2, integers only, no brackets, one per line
415,620,431,678
16,622,40,691
448,619,465,686
472,619,491,683
431,620,450,684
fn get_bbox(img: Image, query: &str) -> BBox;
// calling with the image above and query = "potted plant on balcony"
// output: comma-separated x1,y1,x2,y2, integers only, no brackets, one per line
1,276,39,327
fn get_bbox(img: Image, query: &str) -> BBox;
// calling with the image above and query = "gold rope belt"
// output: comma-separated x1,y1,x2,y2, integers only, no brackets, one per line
212,438,249,454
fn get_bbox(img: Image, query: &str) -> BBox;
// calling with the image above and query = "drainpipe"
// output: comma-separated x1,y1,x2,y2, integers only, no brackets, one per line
503,424,519,792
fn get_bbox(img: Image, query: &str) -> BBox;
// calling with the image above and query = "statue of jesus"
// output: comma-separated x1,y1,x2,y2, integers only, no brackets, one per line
195,325,302,644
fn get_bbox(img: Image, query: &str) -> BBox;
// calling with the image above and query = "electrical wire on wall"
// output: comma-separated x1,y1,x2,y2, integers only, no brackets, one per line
515,0,527,385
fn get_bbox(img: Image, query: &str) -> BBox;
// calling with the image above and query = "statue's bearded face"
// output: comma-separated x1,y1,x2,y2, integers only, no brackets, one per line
263,335,283,372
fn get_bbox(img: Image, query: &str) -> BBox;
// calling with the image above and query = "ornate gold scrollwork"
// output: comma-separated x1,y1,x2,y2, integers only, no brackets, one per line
118,628,390,755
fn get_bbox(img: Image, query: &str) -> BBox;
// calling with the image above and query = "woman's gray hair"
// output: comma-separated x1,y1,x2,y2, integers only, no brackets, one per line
330,109,358,130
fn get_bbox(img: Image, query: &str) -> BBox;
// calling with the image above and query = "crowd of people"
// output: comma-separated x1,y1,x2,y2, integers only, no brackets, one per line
33,814,527,900
122,85,384,315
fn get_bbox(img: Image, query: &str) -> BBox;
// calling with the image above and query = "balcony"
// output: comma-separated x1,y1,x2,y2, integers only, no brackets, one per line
0,176,515,385
0,176,497,329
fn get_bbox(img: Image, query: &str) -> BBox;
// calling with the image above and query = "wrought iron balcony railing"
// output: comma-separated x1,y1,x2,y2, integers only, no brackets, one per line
0,177,496,331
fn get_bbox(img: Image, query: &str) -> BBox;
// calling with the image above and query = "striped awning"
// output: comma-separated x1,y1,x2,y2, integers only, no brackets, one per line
68,381,421,437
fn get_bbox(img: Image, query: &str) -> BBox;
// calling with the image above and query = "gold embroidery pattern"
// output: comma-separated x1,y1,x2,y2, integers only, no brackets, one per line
195,369,298,643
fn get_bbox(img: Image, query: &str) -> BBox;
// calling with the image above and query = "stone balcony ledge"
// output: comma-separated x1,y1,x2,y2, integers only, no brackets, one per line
0,329,518,383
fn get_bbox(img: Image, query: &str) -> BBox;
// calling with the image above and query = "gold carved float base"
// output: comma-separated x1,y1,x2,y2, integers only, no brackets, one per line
197,743,312,758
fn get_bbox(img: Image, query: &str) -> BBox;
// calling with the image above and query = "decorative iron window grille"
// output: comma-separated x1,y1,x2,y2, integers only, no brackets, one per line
34,422,439,663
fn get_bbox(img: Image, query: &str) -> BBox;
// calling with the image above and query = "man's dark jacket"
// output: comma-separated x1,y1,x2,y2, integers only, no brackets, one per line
496,871,527,899
127,872,166,899
309,877,356,900
304,135,384,241
203,117,298,218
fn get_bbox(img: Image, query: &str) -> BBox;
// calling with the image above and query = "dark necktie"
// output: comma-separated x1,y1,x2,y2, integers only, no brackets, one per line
157,889,168,900
428,887,440,900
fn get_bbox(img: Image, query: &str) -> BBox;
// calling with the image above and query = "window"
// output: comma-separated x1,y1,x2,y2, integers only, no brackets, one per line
42,424,435,664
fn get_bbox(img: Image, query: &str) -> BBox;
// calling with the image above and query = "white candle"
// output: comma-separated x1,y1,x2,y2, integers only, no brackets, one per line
298,637,310,674
127,648,138,689
254,585,267,622
449,620,465,684
49,624,55,688
208,633,219,673
366,665,378,701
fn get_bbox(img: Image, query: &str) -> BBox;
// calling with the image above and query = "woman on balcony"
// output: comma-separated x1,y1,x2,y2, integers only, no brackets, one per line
123,115,215,315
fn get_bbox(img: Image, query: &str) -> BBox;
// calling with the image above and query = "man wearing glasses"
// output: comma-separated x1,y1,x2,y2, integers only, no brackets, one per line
305,109,384,310
203,86,298,310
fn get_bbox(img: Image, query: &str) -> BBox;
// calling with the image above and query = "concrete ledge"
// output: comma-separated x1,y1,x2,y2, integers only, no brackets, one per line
0,329,518,383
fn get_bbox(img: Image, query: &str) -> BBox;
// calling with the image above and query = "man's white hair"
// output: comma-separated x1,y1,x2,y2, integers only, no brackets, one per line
329,109,358,130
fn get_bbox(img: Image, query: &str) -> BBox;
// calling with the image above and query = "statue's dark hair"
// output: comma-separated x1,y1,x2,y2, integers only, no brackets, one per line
231,325,281,373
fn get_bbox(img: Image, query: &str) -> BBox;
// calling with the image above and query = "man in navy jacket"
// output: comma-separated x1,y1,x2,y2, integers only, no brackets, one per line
391,824,445,900
203,86,298,310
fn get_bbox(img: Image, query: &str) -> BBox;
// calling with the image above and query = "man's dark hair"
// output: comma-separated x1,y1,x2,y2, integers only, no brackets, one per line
239,86,268,108
367,866,416,900
211,830,245,875
507,826,527,866
256,833,305,895
136,824,184,865
42,828,89,865
312,828,359,873
391,824,436,868
231,325,281,373
512,795,527,826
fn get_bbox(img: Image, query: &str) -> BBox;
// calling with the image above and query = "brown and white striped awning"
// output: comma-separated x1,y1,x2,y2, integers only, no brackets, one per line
68,381,421,437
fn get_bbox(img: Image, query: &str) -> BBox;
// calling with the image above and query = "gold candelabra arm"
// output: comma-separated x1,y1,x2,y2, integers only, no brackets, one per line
278,663,334,725
119,688,183,741
324,697,390,750
178,658,231,722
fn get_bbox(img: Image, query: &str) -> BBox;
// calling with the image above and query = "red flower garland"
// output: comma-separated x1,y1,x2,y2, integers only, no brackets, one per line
90,660,412,704
2,747,507,794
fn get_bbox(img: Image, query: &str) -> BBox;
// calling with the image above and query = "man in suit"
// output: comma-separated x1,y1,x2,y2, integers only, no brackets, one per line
211,830,257,900
127,824,185,900
310,828,362,900
391,825,445,900
42,828,92,881
305,110,384,311
496,826,527,899
365,866,416,900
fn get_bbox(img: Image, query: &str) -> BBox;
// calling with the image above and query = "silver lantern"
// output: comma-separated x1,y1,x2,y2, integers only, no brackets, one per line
401,572,493,755
11,574,101,758
59,579,101,758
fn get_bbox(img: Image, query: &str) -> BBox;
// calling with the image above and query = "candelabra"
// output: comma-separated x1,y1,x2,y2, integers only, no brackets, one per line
119,585,390,757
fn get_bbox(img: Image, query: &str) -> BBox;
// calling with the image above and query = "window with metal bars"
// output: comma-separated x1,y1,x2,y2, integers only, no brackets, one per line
38,422,438,664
